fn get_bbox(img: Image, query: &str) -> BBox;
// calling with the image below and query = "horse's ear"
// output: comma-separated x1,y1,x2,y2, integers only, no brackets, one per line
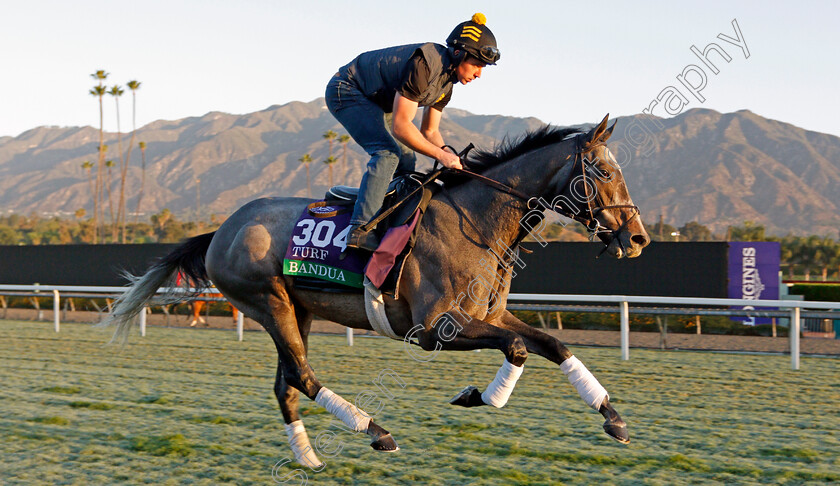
601,120,617,143
587,114,610,143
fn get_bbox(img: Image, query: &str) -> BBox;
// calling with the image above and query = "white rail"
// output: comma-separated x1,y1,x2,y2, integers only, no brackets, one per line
509,293,840,370
508,293,840,310
2,285,837,369
0,284,243,339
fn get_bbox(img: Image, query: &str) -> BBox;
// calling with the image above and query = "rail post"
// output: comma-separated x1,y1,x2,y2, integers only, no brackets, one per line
620,301,629,360
139,307,147,337
346,327,354,346
790,306,800,370
237,312,244,341
53,290,60,333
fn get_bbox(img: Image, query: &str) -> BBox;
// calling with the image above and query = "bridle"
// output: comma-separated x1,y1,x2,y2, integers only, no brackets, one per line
560,135,641,251
443,134,641,254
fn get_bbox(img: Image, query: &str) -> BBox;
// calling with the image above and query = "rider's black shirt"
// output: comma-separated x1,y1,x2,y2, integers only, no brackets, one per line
337,43,457,113
399,55,453,112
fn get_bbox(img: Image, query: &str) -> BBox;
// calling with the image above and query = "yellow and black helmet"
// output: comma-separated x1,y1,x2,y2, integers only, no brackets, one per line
445,13,500,65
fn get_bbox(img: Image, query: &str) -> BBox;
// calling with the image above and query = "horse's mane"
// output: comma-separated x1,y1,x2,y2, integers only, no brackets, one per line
441,125,583,187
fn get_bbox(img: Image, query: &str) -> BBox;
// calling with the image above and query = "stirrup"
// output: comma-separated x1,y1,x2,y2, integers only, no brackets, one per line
346,225,380,252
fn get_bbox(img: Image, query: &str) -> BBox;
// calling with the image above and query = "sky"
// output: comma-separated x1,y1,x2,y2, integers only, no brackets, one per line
1,0,839,138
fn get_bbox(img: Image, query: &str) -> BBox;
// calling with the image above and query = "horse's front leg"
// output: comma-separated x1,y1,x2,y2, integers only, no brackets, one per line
494,310,629,444
411,314,528,409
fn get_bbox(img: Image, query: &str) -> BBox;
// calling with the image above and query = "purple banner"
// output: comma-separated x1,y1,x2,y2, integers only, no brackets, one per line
728,242,780,326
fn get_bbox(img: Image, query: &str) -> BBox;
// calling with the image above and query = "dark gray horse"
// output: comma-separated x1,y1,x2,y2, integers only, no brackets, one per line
104,115,649,468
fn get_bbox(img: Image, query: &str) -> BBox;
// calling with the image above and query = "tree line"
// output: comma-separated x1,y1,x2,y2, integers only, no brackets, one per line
2,210,838,279
0,211,219,245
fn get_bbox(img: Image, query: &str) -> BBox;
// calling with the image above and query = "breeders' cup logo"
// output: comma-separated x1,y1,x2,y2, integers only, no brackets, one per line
740,247,764,325
310,206,338,214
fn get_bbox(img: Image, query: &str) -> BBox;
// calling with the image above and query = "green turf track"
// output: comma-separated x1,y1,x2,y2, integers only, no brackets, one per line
1,319,838,485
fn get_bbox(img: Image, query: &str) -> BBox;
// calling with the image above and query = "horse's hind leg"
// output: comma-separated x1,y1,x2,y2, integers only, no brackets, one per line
495,310,629,444
258,291,399,455
273,360,324,468
271,311,324,468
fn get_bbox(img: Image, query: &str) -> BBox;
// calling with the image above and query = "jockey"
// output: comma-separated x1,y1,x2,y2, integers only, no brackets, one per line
325,13,500,251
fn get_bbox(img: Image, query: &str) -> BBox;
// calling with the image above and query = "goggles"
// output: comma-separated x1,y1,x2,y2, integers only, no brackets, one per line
477,45,501,63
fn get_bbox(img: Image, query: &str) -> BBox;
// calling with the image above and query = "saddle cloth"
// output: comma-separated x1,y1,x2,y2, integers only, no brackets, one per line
287,173,437,296
282,202,367,288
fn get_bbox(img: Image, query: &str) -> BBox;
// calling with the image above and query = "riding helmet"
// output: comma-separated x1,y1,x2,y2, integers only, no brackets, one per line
446,12,501,65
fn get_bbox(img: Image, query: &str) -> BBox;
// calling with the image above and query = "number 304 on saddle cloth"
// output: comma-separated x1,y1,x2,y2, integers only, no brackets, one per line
282,202,366,288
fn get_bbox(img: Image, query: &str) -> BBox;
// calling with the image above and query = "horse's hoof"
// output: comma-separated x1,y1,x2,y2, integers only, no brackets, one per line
599,398,629,444
449,386,485,407
603,420,630,444
370,433,399,452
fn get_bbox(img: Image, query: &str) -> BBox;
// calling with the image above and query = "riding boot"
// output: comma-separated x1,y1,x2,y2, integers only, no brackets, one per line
346,224,380,251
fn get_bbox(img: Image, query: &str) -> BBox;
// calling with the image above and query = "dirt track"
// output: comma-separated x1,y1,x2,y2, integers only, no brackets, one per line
5,308,839,355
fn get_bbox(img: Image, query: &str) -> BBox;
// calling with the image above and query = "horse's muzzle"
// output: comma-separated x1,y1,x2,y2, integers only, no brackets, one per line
601,229,649,259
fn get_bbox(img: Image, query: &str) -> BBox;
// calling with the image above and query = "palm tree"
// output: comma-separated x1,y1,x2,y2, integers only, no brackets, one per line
126,81,141,132
89,69,108,242
81,160,94,208
134,141,147,223
125,80,141,237
298,154,313,198
339,134,350,184
95,139,109,240
151,208,172,237
195,177,201,221
105,159,116,239
323,130,337,158
109,85,128,242
324,156,338,187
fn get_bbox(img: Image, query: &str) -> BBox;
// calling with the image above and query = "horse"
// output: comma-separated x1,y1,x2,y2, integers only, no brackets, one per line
103,115,650,468
176,273,240,327
188,292,239,327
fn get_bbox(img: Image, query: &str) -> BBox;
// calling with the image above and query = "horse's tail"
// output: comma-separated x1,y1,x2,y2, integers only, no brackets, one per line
100,231,216,343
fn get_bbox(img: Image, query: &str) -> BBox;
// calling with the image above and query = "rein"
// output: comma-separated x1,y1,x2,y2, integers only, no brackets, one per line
437,143,535,255
448,167,532,202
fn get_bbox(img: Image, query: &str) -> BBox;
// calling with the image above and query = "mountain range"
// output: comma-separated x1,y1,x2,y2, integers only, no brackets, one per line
1,99,838,237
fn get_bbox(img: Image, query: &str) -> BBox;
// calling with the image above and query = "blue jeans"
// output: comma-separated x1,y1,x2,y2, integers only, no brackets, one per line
325,75,416,226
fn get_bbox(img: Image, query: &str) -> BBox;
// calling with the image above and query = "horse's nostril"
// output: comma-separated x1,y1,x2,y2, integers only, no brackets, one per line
631,234,649,247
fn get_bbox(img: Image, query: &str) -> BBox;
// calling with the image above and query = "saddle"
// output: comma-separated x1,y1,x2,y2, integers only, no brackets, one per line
325,172,434,230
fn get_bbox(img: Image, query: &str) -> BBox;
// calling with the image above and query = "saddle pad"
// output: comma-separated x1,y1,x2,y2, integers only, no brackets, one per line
282,202,366,288
364,210,420,289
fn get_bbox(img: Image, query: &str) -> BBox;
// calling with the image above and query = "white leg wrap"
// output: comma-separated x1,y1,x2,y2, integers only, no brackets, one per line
561,356,609,411
315,387,371,433
284,420,323,468
480,360,524,408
